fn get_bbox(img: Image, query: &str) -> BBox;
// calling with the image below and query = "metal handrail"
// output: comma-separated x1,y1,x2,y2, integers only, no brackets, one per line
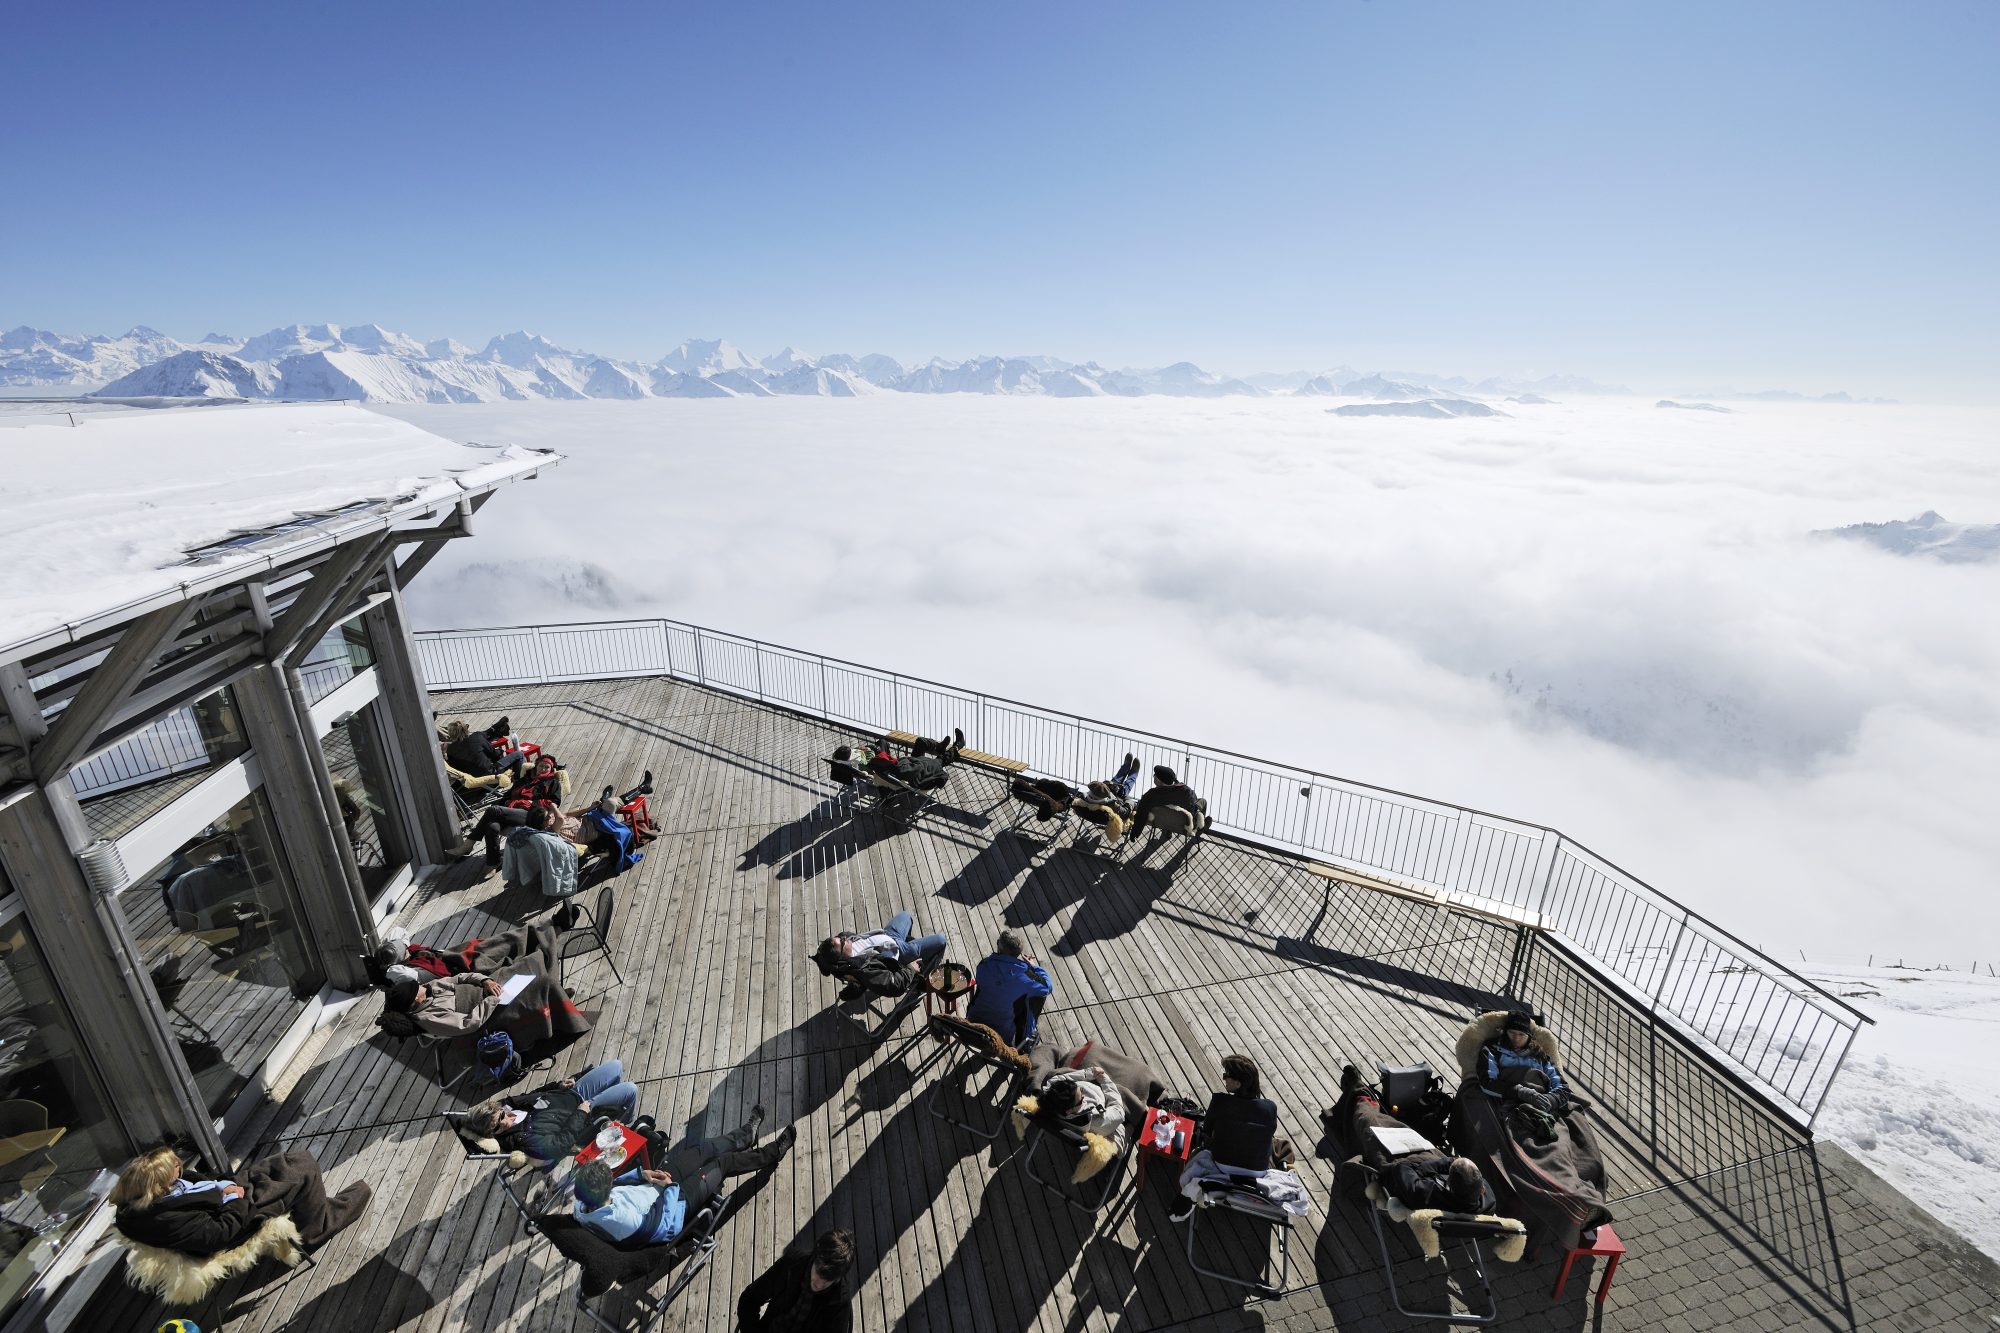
412,615,1870,1126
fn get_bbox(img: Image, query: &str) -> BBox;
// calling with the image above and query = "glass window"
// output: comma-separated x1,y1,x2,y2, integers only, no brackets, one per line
0,914,127,1321
123,790,322,1118
321,701,409,904
299,616,376,703
74,685,250,842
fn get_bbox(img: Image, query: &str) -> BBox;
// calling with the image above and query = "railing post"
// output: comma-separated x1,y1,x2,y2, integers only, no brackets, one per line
1645,912,1692,1152
891,674,899,732
693,629,707,686
754,647,765,701
531,626,548,684
1533,832,1563,920
661,620,675,679
1807,1021,1863,1134
818,656,830,717
1294,785,1312,854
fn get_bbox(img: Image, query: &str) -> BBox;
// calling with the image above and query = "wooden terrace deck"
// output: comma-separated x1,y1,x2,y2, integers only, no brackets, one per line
71,676,2000,1332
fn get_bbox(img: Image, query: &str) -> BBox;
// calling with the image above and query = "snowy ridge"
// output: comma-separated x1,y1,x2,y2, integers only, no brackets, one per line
4,321,1676,406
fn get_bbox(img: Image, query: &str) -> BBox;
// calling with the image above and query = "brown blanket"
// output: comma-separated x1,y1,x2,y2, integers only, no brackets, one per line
1451,1082,1610,1252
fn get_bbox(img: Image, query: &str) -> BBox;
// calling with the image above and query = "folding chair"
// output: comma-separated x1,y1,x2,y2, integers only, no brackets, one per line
1185,1176,1295,1297
445,757,507,824
534,1188,733,1333
926,1014,1028,1140
556,884,626,994
1016,1113,1130,1216
440,1107,573,1226
1139,801,1209,842
1007,776,1076,840
1356,1162,1523,1325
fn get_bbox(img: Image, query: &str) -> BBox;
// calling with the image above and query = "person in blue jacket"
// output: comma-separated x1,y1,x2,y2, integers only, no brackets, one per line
1477,1011,1571,1115
965,930,1052,1049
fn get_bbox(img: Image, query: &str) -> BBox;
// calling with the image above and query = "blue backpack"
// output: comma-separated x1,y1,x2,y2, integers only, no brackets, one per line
476,1030,523,1085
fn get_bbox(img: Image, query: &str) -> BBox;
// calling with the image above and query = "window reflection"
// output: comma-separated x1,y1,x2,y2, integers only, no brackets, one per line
0,914,125,1320
126,791,322,1118
322,701,409,904
75,687,249,842
299,616,376,703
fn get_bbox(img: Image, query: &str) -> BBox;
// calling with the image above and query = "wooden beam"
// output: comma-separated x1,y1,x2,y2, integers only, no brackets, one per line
31,600,193,784
266,532,396,666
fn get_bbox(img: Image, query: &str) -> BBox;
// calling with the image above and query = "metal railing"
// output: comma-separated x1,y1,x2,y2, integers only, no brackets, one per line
413,616,1870,1128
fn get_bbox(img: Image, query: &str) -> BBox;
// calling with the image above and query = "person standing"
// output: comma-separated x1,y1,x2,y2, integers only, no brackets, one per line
737,1229,857,1333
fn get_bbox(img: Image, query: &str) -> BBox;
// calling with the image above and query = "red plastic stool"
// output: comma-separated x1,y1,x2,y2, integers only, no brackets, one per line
1550,1224,1624,1305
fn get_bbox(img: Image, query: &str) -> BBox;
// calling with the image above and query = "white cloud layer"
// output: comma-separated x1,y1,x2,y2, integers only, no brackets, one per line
384,395,2000,964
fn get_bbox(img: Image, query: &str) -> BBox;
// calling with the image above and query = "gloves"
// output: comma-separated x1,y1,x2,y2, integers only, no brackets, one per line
1510,1086,1556,1114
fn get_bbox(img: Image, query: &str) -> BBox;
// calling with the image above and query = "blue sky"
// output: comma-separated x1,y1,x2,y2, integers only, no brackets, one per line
4,2,1995,397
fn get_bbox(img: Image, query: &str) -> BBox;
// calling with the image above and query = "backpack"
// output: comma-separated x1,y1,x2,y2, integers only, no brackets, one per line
475,1030,524,1086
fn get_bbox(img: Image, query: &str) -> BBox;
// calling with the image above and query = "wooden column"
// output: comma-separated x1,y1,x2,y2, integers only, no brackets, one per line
0,783,228,1169
230,666,374,991
363,578,460,864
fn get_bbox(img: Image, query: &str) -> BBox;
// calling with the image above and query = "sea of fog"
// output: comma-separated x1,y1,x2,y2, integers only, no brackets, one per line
382,394,2000,967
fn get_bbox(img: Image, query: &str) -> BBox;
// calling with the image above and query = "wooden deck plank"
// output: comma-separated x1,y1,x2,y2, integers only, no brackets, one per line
64,679,1997,1333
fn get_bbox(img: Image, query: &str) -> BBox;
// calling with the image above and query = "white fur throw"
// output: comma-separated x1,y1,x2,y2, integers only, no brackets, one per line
1456,1009,1562,1080
1366,1181,1527,1263
116,1214,306,1306
1012,1096,1119,1182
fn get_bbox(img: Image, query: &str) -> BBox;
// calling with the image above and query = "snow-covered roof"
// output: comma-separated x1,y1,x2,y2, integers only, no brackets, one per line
0,402,558,664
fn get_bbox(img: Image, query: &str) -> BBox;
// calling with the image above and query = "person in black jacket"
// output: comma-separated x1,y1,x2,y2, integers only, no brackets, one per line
1169,1053,1279,1219
444,716,527,779
464,1060,640,1164
1130,765,1205,833
108,1145,370,1257
738,1229,856,1333
813,911,948,1001
1325,1070,1496,1214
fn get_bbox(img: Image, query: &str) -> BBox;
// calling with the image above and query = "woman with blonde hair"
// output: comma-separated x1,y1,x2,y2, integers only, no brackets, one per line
110,1144,370,1258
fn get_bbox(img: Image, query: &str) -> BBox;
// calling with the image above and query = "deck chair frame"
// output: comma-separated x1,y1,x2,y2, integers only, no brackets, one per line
556,884,626,996
927,1020,1025,1140
1365,1196,1507,1325
1185,1177,1294,1297
543,1188,732,1333
439,1109,571,1226
1017,1118,1129,1216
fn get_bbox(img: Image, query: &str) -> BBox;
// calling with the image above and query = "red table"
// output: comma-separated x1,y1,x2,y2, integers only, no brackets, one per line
1136,1106,1194,1189
1551,1223,1625,1306
575,1121,651,1174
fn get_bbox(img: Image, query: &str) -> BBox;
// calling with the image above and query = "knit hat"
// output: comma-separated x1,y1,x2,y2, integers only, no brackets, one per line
386,979,421,1013
1501,1011,1535,1035
1152,765,1177,785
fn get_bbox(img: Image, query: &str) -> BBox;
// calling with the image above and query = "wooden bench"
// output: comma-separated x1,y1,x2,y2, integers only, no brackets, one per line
1305,861,1549,933
883,730,1028,775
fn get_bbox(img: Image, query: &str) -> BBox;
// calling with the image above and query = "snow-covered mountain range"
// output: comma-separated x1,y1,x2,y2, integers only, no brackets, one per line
0,321,1642,405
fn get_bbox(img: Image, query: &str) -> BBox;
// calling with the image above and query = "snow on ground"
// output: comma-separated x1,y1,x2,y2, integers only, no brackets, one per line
0,402,545,654
1806,963,2000,1259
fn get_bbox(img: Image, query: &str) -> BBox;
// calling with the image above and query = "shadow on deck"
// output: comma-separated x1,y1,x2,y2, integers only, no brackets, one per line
70,676,2000,1333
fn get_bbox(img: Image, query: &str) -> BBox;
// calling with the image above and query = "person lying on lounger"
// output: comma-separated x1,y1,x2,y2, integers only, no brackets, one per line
1325,1066,1496,1214
385,954,591,1045
572,1109,795,1245
813,911,948,1000
464,1059,640,1165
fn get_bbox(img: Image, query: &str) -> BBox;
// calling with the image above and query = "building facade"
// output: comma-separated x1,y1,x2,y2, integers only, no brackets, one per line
0,405,554,1327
